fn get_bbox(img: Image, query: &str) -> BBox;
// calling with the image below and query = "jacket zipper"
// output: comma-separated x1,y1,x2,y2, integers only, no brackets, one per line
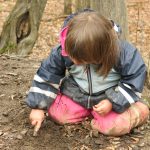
86,65,93,108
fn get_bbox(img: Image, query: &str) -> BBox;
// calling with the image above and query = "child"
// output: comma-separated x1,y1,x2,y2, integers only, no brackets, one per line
26,11,149,136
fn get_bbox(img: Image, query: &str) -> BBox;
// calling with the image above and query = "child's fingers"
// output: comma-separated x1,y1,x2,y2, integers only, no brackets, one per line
31,120,37,126
94,103,101,108
94,108,105,116
93,106,104,114
94,101,105,108
93,105,103,111
93,106,98,111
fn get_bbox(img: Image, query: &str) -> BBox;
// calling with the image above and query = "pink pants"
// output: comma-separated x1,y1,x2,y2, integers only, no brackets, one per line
48,94,149,136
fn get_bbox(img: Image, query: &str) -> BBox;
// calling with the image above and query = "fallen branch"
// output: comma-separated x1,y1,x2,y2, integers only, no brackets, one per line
42,15,69,22
0,54,28,60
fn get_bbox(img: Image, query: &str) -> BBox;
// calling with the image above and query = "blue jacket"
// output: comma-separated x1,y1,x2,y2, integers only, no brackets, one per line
26,11,146,113
26,40,146,113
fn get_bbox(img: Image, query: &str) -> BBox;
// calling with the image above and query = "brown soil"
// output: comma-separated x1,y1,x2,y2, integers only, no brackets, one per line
0,55,150,150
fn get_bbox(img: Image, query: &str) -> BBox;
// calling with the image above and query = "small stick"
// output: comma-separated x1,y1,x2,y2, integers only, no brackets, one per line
33,124,40,137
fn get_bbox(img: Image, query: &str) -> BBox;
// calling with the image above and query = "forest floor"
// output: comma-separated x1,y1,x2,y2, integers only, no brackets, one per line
0,55,150,150
0,0,150,150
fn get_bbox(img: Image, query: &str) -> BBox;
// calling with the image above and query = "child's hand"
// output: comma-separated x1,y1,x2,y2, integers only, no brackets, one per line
93,99,112,116
29,109,45,135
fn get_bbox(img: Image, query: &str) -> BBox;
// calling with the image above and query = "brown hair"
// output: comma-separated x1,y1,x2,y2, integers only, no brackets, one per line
65,12,119,76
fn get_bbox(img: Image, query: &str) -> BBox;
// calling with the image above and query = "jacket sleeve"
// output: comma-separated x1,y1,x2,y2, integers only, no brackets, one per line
26,45,66,110
105,41,147,113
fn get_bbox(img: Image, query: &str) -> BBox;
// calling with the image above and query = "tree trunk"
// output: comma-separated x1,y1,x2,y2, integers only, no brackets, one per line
0,0,47,56
64,0,72,15
75,0,90,12
90,0,128,40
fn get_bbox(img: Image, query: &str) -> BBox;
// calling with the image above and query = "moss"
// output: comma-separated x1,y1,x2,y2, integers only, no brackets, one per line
0,42,17,54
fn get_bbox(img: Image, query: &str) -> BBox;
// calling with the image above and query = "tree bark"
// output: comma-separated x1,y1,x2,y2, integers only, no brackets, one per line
74,0,128,40
0,0,47,56
90,0,128,40
64,0,72,15
75,0,90,12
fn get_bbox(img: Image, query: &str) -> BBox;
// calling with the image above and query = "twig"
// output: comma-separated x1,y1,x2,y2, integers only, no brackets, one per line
147,52,150,78
146,52,150,89
135,3,140,45
0,54,28,60
42,15,69,22
6,72,18,76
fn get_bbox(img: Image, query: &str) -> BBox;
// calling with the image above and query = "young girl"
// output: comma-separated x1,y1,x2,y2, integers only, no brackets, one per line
26,11,149,136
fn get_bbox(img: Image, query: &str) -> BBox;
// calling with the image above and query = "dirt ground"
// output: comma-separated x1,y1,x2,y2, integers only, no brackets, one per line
0,55,150,150
0,0,150,150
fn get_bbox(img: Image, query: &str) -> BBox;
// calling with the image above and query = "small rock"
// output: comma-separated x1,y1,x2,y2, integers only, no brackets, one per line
112,137,121,141
20,129,28,135
84,137,91,145
94,139,103,145
117,146,129,150
125,140,131,144
3,126,12,132
8,134,15,139
130,145,140,150
2,132,9,137
138,142,145,147
107,136,115,140
80,145,91,150
139,126,144,131
132,134,143,138
0,119,9,125
0,143,4,149
139,131,145,135
33,131,38,137
0,94,5,98
81,135,91,145
0,82,8,85
112,141,121,145
12,66,17,69
106,146,116,150
2,112,9,117
133,128,140,134
130,137,140,143
90,130,99,138
6,72,18,76
16,134,23,140
12,130,18,133
67,145,73,150
0,130,3,136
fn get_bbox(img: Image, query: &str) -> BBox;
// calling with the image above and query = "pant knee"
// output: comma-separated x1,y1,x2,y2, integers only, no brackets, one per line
129,102,149,127
48,107,67,125
91,111,132,136
48,94,90,124
91,117,130,136
136,102,149,121
91,103,149,136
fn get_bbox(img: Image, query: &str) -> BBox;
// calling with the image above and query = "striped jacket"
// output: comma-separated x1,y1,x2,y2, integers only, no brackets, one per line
26,39,146,113
26,11,146,113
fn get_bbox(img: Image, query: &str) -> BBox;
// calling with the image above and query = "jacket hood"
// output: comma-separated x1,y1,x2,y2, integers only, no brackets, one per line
59,26,69,56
